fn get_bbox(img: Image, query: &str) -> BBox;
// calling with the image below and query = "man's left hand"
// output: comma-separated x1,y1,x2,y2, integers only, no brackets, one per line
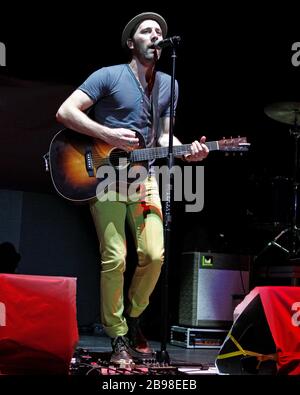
184,136,209,162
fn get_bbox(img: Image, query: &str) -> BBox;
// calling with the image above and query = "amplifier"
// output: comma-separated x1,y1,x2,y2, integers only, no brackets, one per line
179,252,251,328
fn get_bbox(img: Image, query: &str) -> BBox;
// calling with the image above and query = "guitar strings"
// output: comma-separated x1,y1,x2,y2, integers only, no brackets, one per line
86,139,243,168
91,144,192,165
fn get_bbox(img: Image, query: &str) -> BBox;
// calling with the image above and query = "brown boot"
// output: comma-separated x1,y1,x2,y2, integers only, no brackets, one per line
126,316,153,354
110,336,133,365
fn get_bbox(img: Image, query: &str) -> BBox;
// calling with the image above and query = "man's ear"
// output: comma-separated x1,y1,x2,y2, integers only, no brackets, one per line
127,38,134,49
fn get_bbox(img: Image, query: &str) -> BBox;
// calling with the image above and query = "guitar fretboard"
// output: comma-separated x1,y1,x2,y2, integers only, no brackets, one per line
130,141,219,162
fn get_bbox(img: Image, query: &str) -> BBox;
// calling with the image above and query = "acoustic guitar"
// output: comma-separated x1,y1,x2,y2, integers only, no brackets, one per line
47,128,250,202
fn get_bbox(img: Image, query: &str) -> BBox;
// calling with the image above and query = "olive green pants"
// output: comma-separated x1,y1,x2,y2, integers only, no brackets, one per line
89,176,164,338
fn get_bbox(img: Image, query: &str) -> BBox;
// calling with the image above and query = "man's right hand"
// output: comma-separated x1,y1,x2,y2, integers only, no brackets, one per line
104,128,140,151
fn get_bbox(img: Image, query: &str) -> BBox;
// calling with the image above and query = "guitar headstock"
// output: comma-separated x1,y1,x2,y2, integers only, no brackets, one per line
218,136,250,152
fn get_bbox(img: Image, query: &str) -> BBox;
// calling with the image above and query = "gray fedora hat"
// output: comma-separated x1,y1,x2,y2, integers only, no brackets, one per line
121,12,168,48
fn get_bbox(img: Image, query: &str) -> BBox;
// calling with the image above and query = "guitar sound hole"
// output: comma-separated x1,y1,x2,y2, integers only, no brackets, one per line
110,149,130,169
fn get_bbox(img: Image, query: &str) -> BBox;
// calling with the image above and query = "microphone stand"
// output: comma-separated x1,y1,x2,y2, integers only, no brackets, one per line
156,37,180,364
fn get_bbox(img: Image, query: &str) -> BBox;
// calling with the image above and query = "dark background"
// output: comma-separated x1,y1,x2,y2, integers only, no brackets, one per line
1,3,300,334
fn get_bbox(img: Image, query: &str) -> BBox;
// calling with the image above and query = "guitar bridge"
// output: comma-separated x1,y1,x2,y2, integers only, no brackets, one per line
85,148,94,177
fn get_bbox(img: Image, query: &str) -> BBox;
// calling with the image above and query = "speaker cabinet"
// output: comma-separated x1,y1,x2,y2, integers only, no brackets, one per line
0,273,78,374
179,252,251,328
216,286,300,375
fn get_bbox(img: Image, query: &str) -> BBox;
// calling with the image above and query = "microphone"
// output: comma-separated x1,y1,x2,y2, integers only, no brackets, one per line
152,36,181,49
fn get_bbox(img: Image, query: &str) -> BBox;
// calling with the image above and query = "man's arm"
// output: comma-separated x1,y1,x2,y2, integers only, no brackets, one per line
56,90,139,150
157,117,209,161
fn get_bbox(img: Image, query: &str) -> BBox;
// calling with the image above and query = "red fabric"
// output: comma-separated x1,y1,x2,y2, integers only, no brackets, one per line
0,274,79,374
255,286,300,375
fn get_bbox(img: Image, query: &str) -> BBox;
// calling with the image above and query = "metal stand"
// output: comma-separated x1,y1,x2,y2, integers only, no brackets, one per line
255,122,300,262
156,37,180,364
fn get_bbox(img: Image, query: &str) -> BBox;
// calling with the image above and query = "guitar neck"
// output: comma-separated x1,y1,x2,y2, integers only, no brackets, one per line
130,141,219,162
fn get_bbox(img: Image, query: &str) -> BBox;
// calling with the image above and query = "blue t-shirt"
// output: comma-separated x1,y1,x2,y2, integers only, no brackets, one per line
78,64,178,147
